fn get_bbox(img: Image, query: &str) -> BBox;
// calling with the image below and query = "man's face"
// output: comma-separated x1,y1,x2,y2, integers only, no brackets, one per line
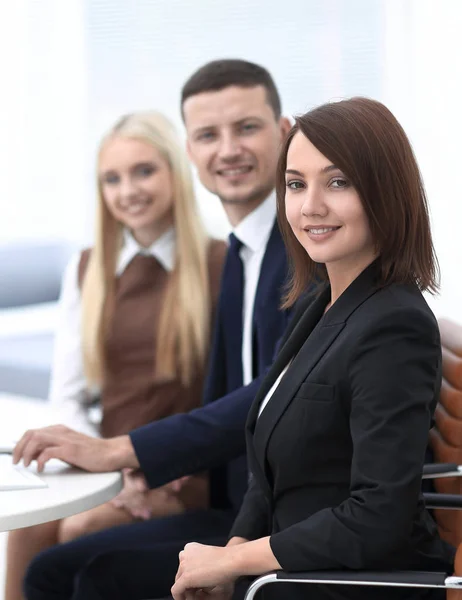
184,85,288,218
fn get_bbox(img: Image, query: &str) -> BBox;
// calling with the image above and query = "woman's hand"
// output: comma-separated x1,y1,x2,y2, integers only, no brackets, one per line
163,475,192,495
111,468,152,520
112,472,198,520
172,536,279,599
171,543,238,600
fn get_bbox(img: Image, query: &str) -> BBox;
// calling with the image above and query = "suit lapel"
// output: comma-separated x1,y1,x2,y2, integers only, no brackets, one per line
247,260,382,488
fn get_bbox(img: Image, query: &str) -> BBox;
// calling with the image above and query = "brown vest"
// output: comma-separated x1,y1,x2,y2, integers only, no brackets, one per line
78,239,226,439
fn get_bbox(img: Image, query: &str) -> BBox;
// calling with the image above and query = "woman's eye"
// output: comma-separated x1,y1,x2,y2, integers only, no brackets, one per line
286,180,304,190
330,177,348,189
136,164,156,177
103,173,119,185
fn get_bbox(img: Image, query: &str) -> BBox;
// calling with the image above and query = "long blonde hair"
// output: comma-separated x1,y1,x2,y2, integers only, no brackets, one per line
81,111,211,386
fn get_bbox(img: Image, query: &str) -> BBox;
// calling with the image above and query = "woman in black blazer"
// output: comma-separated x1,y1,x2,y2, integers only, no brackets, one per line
172,97,454,600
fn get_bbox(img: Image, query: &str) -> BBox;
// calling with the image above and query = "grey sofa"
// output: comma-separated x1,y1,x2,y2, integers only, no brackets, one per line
0,240,74,399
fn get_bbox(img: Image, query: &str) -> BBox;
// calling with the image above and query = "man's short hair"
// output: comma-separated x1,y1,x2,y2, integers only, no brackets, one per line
181,59,282,120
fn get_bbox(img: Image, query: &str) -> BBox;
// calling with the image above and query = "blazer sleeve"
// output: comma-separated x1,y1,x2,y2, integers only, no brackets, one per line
130,376,262,489
270,306,442,571
228,472,271,540
130,306,295,489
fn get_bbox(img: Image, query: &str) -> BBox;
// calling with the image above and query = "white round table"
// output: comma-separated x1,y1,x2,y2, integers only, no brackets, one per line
0,393,122,531
0,463,122,531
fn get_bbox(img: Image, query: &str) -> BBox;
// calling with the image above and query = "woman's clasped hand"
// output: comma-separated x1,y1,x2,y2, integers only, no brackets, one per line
172,542,237,600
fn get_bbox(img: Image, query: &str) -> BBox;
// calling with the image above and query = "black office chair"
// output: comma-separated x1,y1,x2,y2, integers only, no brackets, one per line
244,568,462,599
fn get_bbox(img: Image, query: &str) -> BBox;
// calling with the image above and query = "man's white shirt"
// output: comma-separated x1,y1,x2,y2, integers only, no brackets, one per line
232,193,276,386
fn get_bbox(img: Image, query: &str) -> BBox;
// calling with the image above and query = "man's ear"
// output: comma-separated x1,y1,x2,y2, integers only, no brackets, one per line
279,116,293,139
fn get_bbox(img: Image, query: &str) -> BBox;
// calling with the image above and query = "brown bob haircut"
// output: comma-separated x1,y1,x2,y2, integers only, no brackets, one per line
181,59,282,120
276,97,439,308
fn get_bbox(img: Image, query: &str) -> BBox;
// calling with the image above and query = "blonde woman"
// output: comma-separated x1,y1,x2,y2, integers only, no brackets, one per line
5,111,226,600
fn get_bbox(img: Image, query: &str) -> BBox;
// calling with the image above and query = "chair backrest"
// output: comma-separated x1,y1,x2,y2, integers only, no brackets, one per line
429,319,462,548
0,240,74,308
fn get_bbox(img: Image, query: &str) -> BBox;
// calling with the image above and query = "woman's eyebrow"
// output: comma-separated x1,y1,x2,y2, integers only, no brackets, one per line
285,164,338,177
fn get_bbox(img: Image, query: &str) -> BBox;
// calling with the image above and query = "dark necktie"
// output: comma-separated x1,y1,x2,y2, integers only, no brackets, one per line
221,233,244,392
208,233,245,510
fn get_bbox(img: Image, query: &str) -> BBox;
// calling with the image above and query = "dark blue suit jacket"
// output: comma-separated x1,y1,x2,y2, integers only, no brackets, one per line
130,220,291,514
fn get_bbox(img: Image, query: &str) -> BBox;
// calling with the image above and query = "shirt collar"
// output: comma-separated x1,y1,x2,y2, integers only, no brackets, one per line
232,191,276,253
117,228,176,275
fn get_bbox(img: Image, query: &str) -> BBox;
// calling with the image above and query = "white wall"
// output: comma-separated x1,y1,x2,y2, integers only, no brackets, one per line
83,0,383,241
0,0,88,245
0,0,460,318
382,0,462,320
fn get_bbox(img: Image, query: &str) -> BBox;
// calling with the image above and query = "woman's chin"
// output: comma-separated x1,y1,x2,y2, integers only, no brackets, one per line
305,251,332,264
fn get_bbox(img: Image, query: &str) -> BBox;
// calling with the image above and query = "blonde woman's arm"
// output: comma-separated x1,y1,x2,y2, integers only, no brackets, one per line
48,252,100,437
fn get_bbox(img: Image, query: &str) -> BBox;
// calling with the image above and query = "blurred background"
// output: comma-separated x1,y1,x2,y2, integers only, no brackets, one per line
1,0,460,416
0,0,460,591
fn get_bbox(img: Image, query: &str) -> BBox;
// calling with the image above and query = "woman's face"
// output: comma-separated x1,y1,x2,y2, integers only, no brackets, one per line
99,136,174,246
284,131,376,275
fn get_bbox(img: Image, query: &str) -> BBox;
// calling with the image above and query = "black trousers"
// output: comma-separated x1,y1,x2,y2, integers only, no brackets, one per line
75,554,251,599
24,508,235,600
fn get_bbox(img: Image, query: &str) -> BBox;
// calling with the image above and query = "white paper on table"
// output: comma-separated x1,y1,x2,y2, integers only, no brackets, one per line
0,455,48,491
0,441,15,454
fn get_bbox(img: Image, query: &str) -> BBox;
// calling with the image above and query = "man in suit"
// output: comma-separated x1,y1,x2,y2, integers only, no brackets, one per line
20,59,292,600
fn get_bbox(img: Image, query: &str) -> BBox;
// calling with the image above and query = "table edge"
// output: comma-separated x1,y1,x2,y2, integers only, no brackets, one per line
0,471,122,531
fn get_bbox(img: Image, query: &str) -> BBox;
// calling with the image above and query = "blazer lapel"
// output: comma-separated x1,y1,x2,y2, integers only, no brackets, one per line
246,285,330,429
248,261,382,485
245,285,332,497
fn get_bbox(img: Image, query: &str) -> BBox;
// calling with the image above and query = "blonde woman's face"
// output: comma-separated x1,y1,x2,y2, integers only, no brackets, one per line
99,136,174,246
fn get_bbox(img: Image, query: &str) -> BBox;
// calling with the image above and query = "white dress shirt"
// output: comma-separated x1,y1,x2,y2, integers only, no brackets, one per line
233,193,276,386
257,362,291,419
48,228,176,435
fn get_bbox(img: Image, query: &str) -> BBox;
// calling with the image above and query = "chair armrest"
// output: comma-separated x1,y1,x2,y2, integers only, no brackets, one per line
244,570,462,599
424,492,462,509
422,463,462,479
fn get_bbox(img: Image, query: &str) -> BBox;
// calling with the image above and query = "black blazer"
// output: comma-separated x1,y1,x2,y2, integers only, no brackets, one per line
130,221,292,513
230,263,454,579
